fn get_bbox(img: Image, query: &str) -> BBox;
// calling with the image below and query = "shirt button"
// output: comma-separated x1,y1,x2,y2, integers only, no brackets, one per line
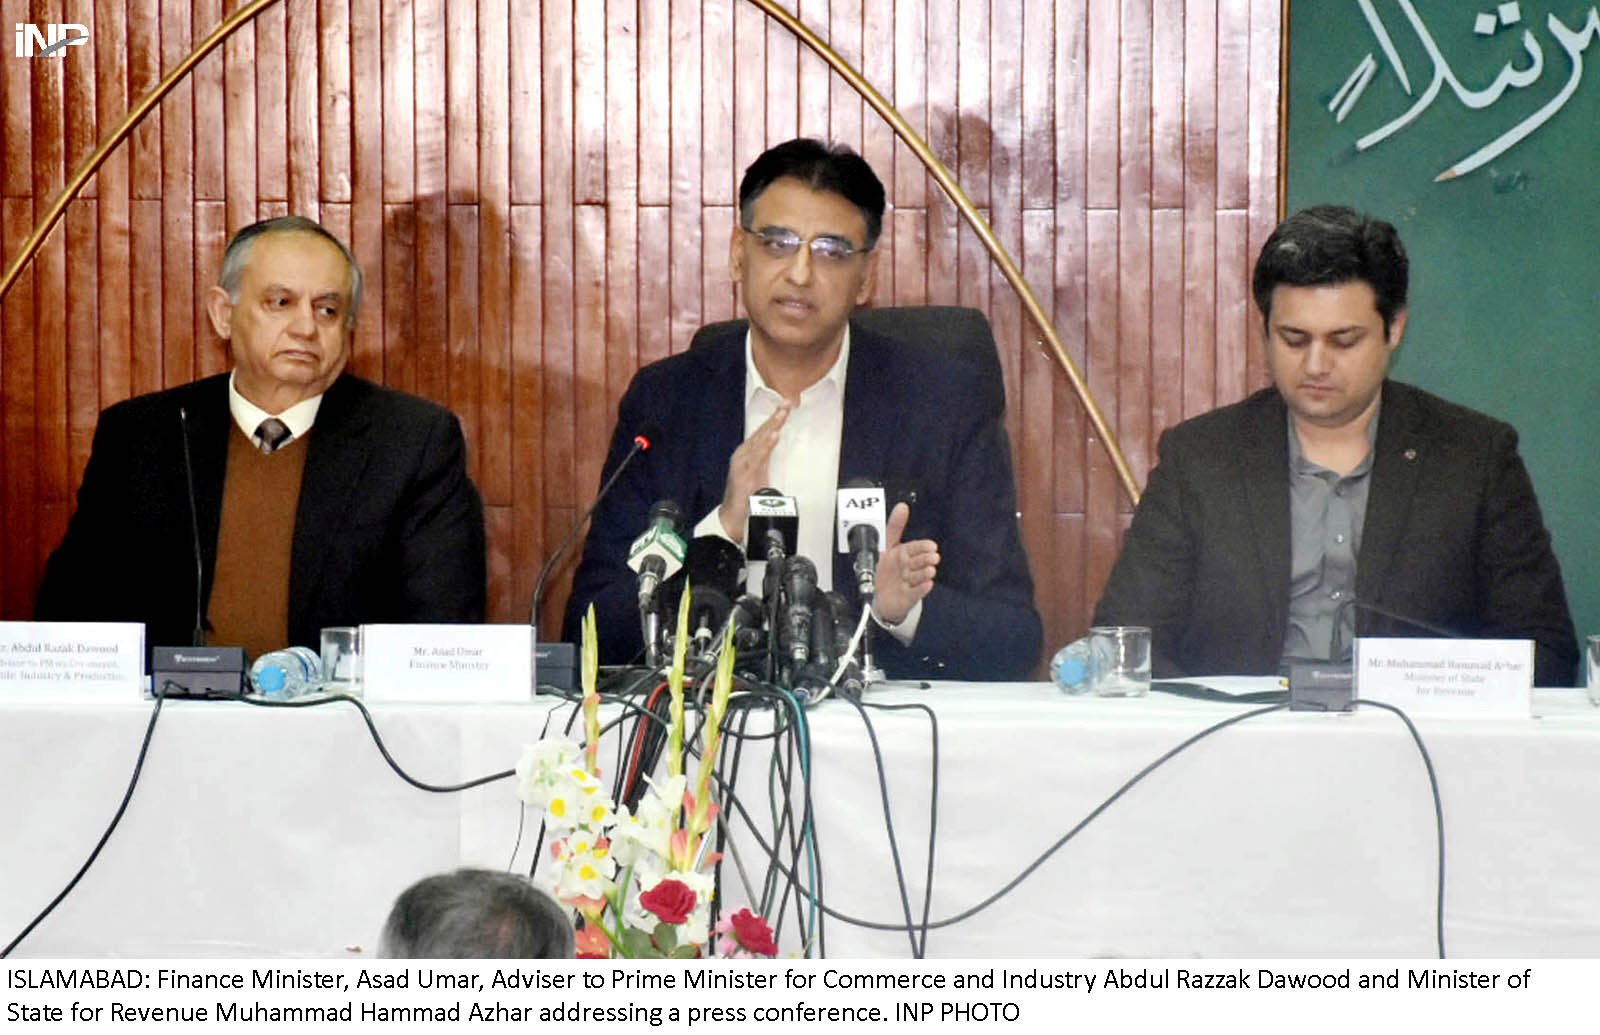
1330,590,1343,600
1334,534,1346,544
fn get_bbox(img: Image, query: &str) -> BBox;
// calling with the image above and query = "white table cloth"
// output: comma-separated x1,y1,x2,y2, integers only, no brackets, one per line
4,685,1598,957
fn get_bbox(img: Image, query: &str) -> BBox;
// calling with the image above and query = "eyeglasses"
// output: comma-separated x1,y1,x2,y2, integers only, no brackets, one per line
741,225,869,265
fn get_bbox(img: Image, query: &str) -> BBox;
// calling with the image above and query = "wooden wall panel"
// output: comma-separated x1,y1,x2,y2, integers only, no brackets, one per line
0,0,1283,669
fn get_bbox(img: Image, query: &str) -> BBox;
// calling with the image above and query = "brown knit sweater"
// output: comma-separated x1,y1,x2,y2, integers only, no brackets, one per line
208,425,309,659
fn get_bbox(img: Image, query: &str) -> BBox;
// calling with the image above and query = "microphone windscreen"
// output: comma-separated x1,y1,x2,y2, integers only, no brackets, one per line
682,536,745,598
658,535,744,613
648,498,684,528
634,421,663,451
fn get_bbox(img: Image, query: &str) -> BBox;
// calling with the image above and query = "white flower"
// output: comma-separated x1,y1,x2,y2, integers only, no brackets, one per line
516,740,622,836
577,795,615,830
609,803,672,867
637,772,686,826
514,738,582,809
566,766,606,797
542,786,582,832
547,833,617,902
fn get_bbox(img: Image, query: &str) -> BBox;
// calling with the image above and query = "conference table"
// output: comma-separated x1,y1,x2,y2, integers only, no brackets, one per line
4,683,1599,958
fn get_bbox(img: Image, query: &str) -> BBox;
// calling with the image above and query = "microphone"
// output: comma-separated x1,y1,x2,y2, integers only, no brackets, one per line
1349,598,1460,640
718,593,766,655
628,500,686,611
1292,597,1464,712
782,556,818,666
1329,596,1461,661
668,535,747,599
150,407,244,699
746,488,799,565
836,482,886,599
178,407,206,647
791,593,842,695
687,585,732,657
823,590,857,661
659,536,746,660
529,421,661,627
809,589,838,673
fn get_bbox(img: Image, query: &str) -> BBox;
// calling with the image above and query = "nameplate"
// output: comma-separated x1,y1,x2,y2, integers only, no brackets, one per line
360,624,534,703
1354,637,1533,718
0,622,145,700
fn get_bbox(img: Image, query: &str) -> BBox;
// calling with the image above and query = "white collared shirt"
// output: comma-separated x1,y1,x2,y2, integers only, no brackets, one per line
692,327,922,643
227,371,325,448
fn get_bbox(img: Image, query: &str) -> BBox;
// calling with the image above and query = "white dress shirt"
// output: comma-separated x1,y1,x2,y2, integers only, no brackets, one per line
692,327,922,643
227,371,325,447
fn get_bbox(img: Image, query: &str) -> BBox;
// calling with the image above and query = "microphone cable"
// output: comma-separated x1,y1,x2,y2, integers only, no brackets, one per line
715,691,817,953
862,698,941,958
2,679,176,959
236,692,512,793
716,697,1450,958
820,603,874,702
1348,697,1447,958
719,702,1289,935
837,693,922,957
755,683,822,954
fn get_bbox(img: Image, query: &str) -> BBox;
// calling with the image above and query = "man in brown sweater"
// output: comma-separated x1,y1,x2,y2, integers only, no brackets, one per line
36,217,486,660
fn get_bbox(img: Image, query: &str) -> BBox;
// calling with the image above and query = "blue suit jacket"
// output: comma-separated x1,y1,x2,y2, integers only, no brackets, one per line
563,323,1042,680
1094,380,1578,686
36,372,486,654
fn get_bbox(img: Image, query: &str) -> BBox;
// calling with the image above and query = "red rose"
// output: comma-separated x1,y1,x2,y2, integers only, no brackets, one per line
729,908,778,957
639,878,697,925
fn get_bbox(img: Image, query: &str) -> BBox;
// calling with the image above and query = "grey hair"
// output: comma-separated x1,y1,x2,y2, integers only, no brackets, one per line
218,215,364,329
378,869,575,959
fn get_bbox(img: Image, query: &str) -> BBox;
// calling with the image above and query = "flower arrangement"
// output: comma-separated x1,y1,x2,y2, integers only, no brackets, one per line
515,594,777,959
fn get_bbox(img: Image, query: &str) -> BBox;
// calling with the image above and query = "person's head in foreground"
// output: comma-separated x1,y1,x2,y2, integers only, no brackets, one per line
379,868,574,959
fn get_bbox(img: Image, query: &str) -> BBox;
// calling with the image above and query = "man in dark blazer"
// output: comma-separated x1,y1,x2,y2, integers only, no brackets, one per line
1094,206,1576,686
564,139,1040,681
36,216,485,659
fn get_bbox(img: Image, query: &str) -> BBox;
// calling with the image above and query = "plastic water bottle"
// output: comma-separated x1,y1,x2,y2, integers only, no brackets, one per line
1050,639,1093,695
249,646,322,699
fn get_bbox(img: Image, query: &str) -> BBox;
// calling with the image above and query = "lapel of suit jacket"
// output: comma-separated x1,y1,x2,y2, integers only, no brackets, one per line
1356,380,1424,602
693,332,749,519
839,324,894,483
291,375,372,616
189,376,233,605
1237,389,1293,616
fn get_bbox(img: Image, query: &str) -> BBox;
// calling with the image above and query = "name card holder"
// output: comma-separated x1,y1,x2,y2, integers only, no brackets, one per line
360,624,535,703
0,622,145,701
1355,637,1533,718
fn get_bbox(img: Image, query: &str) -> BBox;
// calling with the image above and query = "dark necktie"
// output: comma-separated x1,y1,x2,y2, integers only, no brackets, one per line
255,417,292,454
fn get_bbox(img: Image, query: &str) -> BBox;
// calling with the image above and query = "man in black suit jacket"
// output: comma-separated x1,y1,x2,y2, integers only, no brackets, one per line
1095,206,1577,685
36,217,485,658
564,139,1040,680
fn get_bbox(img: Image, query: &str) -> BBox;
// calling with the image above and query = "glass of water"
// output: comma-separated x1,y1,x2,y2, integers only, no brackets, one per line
1088,626,1152,698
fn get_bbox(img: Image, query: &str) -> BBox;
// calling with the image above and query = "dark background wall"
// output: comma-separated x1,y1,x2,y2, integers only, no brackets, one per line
0,0,1284,665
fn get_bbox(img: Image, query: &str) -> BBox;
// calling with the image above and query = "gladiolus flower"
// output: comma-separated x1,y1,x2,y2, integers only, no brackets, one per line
575,923,611,959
